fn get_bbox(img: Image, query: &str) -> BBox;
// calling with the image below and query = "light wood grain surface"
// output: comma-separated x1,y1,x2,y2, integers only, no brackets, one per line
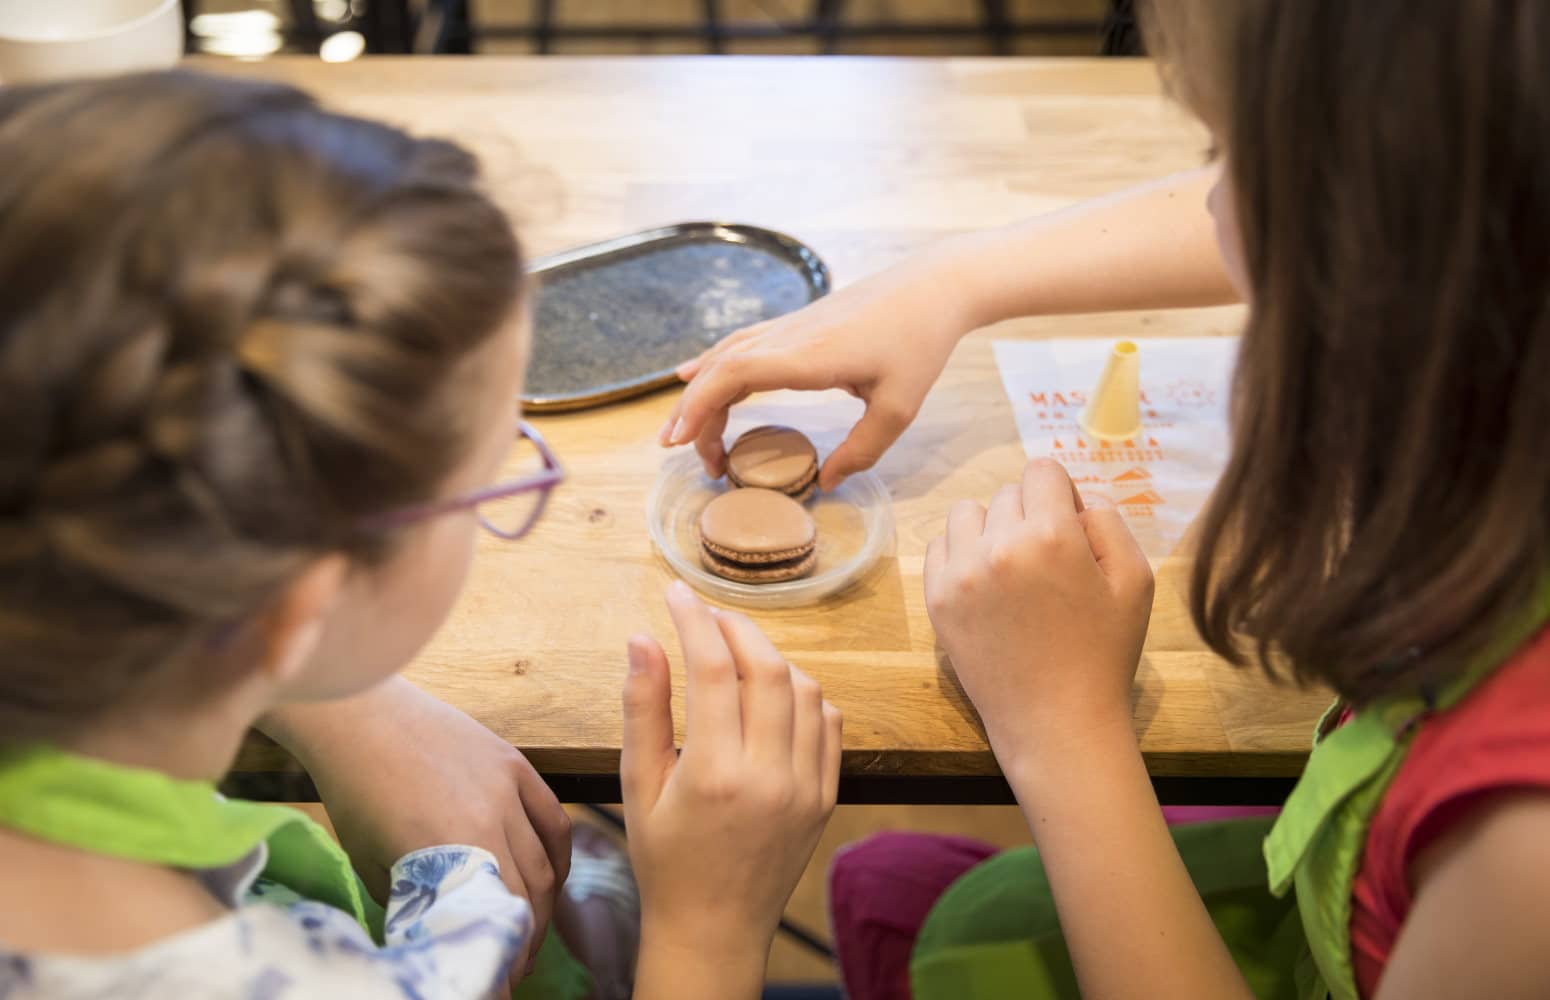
223,56,1329,785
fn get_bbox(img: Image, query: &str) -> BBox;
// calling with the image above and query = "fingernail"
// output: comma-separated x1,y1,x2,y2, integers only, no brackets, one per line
669,417,686,445
668,579,691,601
627,638,647,675
657,418,674,445
675,361,694,379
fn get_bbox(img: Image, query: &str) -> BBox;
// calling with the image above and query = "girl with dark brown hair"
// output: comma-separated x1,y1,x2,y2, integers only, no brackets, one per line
673,2,1550,997
0,71,842,1000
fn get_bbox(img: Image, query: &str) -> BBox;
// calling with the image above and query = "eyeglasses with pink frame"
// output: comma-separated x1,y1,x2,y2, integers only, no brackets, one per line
360,420,564,540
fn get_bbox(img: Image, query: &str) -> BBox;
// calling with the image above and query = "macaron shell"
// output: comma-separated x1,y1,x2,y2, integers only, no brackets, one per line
700,545,817,583
726,425,819,496
700,536,813,565
697,488,816,555
729,463,818,500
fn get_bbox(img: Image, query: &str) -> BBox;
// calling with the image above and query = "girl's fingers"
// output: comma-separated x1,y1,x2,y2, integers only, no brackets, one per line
1021,457,1082,515
923,534,947,609
1079,504,1153,596
503,818,554,955
984,482,1024,535
515,757,573,891
497,862,533,976
788,664,824,785
621,634,676,820
665,581,742,762
1019,458,1082,538
691,402,733,479
820,701,843,812
657,393,687,446
946,498,987,556
817,398,912,493
669,349,835,446
678,323,767,381
713,609,795,767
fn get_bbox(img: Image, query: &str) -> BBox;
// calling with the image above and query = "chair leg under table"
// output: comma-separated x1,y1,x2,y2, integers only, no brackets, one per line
812,0,843,55
977,0,1012,55
703,0,724,53
534,0,556,54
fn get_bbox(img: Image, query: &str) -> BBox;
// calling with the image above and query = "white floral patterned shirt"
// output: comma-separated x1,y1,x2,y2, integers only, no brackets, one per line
0,844,531,999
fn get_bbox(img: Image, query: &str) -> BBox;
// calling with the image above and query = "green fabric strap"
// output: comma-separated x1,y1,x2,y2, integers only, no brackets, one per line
0,745,382,939
1264,577,1550,1000
0,744,594,997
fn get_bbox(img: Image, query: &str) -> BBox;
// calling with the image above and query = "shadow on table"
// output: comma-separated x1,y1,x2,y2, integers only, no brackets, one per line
930,645,1164,758
876,418,1006,502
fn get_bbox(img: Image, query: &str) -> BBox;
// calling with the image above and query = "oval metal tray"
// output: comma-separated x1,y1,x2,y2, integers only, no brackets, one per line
522,223,830,413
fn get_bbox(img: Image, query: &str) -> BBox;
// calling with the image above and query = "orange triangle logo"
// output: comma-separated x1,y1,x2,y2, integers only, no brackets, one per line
1053,439,1063,449
1111,467,1150,484
1118,490,1166,506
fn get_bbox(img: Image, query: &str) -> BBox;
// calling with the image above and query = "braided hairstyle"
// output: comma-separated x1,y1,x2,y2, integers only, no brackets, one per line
0,71,523,740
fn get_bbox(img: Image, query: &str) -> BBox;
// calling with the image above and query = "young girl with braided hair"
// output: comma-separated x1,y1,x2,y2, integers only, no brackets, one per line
0,71,841,1000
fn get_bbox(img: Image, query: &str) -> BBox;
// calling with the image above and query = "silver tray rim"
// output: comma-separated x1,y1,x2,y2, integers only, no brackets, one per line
521,221,830,413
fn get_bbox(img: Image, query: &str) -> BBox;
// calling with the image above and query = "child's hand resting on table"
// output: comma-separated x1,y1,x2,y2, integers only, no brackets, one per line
258,678,571,977
924,458,1154,776
622,581,842,1000
662,246,979,492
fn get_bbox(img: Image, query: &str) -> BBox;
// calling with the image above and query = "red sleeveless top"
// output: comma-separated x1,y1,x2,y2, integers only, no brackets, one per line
1349,624,1550,996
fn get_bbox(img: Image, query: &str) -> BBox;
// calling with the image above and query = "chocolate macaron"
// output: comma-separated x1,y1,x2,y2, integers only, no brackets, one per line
726,425,819,502
697,488,817,583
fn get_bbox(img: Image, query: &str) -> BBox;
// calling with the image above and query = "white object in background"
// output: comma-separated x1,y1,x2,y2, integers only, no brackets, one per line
1080,340,1142,441
319,30,365,63
0,0,182,84
993,336,1238,559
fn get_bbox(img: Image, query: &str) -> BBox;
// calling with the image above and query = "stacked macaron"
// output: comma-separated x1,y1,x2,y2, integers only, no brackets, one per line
725,425,819,501
697,425,820,584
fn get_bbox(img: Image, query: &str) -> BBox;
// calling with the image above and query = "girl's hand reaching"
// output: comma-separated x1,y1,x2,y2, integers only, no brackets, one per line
622,581,842,1000
924,458,1154,777
661,247,978,492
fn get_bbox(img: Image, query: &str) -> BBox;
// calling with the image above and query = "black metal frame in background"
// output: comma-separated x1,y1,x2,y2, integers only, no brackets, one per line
201,0,1139,57
429,0,1106,56
226,770,1297,807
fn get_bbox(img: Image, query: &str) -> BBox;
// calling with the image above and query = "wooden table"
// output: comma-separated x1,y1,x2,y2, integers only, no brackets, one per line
226,56,1329,804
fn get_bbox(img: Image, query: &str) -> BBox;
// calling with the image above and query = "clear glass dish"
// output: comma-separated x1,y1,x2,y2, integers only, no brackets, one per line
647,450,895,609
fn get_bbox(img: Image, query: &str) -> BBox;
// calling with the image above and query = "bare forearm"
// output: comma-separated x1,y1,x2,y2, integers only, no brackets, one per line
633,928,767,1000
255,677,414,761
1003,715,1253,1000
928,166,1237,330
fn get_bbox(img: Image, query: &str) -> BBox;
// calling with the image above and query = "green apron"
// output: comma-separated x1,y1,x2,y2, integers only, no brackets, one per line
911,815,1306,1000
914,583,1550,1000
1265,581,1550,1000
0,745,591,999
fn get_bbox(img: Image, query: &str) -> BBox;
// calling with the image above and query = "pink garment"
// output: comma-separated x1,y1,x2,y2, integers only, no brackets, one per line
829,808,1278,999
829,833,998,1000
